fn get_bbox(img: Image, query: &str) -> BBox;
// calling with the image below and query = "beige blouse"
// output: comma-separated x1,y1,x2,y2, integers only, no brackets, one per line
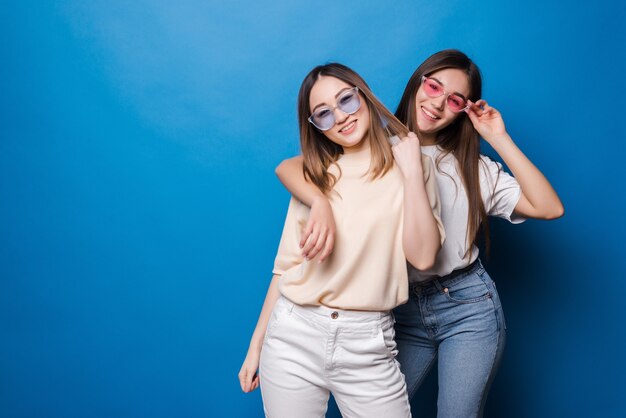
273,150,444,311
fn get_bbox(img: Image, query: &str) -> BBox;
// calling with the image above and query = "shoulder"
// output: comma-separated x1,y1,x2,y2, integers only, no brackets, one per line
478,154,505,179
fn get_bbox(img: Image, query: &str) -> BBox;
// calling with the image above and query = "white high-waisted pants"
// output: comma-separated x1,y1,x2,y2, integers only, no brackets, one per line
259,296,411,418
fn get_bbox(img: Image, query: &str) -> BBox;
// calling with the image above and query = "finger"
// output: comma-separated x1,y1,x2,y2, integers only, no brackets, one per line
300,218,315,248
250,375,260,391
302,226,320,257
465,104,481,124
483,104,497,115
308,228,327,260
318,232,335,262
468,101,484,116
239,370,250,392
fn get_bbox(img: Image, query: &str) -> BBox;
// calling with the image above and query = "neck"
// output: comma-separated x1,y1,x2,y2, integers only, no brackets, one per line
419,130,438,146
342,137,371,156
339,138,371,164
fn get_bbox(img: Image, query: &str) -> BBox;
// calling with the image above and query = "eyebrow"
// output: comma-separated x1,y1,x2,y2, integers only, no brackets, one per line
311,87,355,112
428,77,468,101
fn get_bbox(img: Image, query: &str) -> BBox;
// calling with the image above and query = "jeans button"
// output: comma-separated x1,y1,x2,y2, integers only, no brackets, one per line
331,311,339,319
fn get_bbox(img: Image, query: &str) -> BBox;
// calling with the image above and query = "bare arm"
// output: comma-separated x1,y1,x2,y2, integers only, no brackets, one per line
238,274,281,393
275,157,336,261
392,132,442,270
466,100,565,220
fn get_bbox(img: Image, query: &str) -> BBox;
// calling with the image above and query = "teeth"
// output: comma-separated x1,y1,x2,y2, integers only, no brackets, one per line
423,108,439,119
340,121,356,132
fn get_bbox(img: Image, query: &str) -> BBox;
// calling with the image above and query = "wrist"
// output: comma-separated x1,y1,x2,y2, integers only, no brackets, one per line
311,194,330,208
484,132,511,146
402,166,425,182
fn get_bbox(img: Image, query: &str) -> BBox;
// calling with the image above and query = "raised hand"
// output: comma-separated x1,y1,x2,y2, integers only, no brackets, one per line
465,99,507,144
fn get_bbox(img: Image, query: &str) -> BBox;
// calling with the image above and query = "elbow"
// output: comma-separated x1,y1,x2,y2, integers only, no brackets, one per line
407,251,437,271
542,203,565,220
410,259,436,271
274,161,286,178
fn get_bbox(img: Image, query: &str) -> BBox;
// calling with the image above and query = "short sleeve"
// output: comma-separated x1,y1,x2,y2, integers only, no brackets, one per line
479,155,525,224
272,197,309,275
422,155,446,245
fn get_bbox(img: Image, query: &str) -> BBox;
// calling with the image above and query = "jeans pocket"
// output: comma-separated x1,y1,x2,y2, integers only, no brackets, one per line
264,302,286,342
441,274,492,304
377,318,399,358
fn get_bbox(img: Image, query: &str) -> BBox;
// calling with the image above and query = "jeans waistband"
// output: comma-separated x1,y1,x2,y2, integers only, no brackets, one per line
409,259,483,294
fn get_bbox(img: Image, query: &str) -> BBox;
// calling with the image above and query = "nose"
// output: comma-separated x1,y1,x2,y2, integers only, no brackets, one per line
432,95,446,110
333,107,349,125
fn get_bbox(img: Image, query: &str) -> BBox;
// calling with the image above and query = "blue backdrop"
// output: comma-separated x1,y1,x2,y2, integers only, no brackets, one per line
2,1,624,417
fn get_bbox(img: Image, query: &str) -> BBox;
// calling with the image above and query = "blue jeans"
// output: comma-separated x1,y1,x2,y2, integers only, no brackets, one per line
393,260,506,418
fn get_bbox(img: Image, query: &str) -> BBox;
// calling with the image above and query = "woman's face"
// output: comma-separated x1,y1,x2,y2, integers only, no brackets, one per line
309,75,370,151
414,68,470,135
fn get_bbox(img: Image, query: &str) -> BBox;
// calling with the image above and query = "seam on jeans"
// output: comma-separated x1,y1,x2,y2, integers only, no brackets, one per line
408,353,437,400
421,294,440,338
480,272,506,330
477,294,505,417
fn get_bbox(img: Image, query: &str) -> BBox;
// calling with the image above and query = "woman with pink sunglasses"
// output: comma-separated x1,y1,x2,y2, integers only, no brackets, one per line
273,50,564,417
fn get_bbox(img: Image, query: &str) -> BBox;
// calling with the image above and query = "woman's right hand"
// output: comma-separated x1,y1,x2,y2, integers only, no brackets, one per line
300,195,336,262
391,131,424,180
238,348,261,393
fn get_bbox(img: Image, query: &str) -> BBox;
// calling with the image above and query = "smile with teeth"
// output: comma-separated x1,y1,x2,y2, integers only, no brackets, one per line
422,107,440,120
339,120,357,132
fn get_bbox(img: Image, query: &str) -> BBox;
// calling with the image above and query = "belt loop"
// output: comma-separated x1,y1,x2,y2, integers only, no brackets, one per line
433,280,444,293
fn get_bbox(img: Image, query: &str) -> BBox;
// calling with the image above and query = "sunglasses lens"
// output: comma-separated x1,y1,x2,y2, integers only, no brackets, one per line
423,77,467,113
337,90,361,115
422,78,443,98
447,94,467,112
309,88,361,131
310,108,335,131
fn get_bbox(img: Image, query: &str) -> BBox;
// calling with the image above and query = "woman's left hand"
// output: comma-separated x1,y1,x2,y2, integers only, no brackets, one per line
465,99,507,144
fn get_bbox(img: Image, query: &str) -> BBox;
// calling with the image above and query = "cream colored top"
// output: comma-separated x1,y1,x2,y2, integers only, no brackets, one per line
273,149,444,311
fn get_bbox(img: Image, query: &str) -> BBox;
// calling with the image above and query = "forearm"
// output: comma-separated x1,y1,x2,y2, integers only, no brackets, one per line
276,156,325,206
402,173,441,270
489,134,564,219
247,275,282,353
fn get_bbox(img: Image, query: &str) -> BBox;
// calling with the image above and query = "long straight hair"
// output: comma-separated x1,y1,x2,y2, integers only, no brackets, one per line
395,49,492,256
298,63,408,193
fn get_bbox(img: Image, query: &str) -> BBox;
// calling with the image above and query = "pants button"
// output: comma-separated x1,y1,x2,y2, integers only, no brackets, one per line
331,311,339,319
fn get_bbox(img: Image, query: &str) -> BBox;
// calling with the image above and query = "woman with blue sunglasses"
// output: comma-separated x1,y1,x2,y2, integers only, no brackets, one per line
273,50,564,418
239,63,445,417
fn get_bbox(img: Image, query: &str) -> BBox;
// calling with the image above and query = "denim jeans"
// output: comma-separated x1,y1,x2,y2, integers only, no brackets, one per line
393,260,506,418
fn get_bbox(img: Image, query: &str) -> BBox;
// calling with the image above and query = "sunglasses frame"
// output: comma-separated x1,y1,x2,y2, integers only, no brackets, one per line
421,76,470,113
308,87,361,131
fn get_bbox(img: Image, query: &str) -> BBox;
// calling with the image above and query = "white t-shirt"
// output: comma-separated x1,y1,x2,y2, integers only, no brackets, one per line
408,145,525,282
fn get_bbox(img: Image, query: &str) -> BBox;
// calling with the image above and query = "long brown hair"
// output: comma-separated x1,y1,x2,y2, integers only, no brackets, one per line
395,49,493,256
298,63,408,193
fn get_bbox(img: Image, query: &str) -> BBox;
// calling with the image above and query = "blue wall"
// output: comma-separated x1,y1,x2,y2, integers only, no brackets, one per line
1,1,624,417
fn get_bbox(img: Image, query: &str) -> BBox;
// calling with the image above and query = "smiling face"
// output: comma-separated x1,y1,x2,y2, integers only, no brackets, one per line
309,75,371,153
414,68,470,142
